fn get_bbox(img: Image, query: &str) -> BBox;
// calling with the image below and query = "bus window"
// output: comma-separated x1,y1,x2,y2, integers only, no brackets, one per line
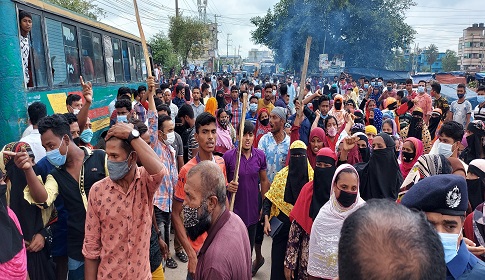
62,24,80,84
121,40,130,81
111,37,123,82
81,29,105,84
103,35,114,82
30,13,48,87
128,42,136,80
134,44,141,81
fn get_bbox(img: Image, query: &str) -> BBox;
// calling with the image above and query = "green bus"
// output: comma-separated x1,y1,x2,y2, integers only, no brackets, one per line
0,0,152,147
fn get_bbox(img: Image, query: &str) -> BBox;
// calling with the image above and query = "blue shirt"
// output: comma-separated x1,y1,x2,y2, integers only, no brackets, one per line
446,240,485,280
173,97,186,108
288,114,310,146
246,111,258,125
257,132,290,183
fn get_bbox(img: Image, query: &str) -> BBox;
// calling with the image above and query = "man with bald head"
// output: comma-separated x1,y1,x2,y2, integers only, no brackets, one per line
184,161,251,280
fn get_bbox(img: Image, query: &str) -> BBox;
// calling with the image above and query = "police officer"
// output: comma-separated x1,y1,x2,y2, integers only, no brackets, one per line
401,174,485,280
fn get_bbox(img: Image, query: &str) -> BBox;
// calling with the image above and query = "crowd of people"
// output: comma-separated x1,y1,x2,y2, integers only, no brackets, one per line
3,65,485,280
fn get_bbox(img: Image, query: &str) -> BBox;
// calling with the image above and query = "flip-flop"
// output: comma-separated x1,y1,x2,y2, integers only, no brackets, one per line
252,257,265,277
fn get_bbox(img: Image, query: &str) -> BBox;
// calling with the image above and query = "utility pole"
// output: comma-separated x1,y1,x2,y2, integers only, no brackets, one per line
226,33,232,60
175,0,179,17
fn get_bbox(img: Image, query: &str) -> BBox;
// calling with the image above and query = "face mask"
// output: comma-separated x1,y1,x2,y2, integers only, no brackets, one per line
250,103,258,112
401,151,415,163
364,84,369,89
478,95,485,104
273,90,277,96
327,127,337,137
183,203,203,228
260,118,269,126
417,86,424,93
457,93,465,99
73,109,80,115
46,138,68,167
437,142,453,158
334,102,342,110
438,232,460,263
183,201,212,241
80,129,93,143
107,152,133,181
117,115,128,123
336,189,357,208
395,150,400,158
255,92,262,98
359,147,370,162
73,137,80,146
387,87,392,92
378,82,383,86
165,132,175,145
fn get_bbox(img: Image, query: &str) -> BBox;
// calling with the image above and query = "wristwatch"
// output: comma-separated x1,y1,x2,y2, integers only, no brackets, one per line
127,129,140,143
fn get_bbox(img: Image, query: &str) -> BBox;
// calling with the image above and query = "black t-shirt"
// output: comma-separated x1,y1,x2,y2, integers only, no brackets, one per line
50,148,106,261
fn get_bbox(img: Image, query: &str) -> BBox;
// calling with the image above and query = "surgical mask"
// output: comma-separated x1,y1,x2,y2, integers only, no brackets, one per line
249,103,258,112
107,152,133,181
260,118,269,126
438,232,460,263
336,189,357,208
80,129,93,143
457,93,465,99
401,151,415,163
165,132,175,145
364,84,369,89
255,91,262,98
478,95,485,104
73,109,80,115
273,90,277,96
437,142,453,158
46,139,68,167
418,86,425,93
327,127,337,137
117,115,128,123
378,82,383,86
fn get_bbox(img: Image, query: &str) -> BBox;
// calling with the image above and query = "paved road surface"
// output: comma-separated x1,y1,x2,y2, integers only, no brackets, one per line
164,233,272,279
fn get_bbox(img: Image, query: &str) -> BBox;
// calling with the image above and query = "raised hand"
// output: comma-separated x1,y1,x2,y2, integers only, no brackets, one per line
80,76,93,104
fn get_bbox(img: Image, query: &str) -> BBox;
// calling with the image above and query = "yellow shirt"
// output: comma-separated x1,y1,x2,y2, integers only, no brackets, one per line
258,98,275,113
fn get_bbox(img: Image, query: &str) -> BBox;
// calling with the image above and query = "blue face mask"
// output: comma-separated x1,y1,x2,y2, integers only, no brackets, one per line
478,95,485,104
418,86,425,93
117,115,128,123
437,142,453,158
438,232,459,263
255,92,262,99
80,129,93,144
377,82,383,86
249,103,258,112
46,138,68,167
364,84,369,89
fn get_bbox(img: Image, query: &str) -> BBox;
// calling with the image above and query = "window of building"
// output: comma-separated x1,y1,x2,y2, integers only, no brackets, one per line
29,13,48,87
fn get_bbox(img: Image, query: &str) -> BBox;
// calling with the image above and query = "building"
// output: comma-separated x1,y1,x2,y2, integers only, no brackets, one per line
247,48,272,63
403,46,445,73
458,23,485,71
190,23,218,72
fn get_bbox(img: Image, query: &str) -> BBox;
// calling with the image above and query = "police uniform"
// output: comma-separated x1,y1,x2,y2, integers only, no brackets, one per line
401,174,485,280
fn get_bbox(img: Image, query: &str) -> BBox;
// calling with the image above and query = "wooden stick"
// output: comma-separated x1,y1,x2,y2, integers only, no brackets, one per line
230,92,248,211
133,0,152,77
297,37,312,117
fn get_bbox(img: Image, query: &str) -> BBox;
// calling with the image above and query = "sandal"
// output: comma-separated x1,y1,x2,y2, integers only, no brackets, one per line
252,257,265,277
166,257,178,269
176,250,188,263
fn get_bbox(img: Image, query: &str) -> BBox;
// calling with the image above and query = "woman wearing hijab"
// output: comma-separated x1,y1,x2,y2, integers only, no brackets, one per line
461,120,485,164
382,118,398,137
216,89,226,109
464,202,485,261
399,107,432,154
324,113,353,152
369,108,383,133
466,159,485,212
307,164,366,279
355,133,403,200
0,142,56,279
214,109,234,155
428,108,443,143
328,94,346,129
254,108,272,148
363,99,377,126
204,97,218,116
399,137,424,178
399,154,452,194
337,132,371,165
263,141,314,280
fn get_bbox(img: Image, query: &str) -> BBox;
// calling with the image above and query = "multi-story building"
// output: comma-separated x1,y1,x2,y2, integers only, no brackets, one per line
247,48,272,63
458,23,485,71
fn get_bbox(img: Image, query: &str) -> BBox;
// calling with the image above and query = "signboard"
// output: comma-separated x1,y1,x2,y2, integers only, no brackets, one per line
319,54,329,70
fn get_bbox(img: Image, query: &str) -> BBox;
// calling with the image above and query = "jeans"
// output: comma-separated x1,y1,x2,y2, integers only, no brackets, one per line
68,257,84,280
154,207,171,251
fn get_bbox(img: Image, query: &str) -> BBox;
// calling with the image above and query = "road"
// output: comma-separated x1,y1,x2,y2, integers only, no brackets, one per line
164,234,273,279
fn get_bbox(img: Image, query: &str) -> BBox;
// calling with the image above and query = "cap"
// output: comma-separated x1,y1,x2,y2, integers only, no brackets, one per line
271,107,287,122
401,174,468,216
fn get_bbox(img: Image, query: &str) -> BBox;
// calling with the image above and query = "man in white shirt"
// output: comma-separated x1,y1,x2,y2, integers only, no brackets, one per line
20,102,47,162
19,10,32,87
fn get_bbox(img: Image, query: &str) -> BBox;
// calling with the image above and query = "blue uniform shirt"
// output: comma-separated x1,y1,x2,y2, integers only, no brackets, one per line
446,240,485,280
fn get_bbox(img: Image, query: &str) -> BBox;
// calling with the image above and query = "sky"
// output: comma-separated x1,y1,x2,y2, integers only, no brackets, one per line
94,0,485,58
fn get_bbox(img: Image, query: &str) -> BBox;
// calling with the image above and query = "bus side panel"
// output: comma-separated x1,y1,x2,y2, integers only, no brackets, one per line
0,0,29,146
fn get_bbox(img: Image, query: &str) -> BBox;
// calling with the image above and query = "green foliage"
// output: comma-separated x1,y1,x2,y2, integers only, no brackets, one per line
425,44,439,67
47,0,105,20
149,32,179,74
442,50,460,72
168,15,209,66
250,0,416,71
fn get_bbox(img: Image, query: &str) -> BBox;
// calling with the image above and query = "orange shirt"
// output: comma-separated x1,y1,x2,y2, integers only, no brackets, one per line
174,155,227,252
83,166,166,279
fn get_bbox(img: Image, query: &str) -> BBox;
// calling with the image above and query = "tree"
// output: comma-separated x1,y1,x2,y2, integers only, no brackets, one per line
442,50,460,72
250,0,416,71
168,15,209,66
47,0,105,20
425,44,439,68
149,32,179,74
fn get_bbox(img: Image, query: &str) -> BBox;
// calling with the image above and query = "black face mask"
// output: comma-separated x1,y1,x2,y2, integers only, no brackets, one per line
334,102,342,110
395,150,400,159
260,118,269,126
73,137,81,146
385,131,392,136
401,151,416,163
337,189,357,208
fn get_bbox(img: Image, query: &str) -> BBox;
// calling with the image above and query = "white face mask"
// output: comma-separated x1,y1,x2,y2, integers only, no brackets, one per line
437,142,453,158
165,132,175,145
73,109,80,115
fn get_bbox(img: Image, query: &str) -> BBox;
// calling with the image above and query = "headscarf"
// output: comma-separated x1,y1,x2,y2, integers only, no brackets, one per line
472,203,485,248
307,128,327,168
215,109,234,153
399,137,424,178
216,90,226,109
365,125,377,136
371,108,383,133
400,154,452,192
309,148,337,221
428,108,442,140
254,108,272,148
284,141,311,205
382,118,398,137
307,164,366,279
352,132,370,164
266,141,314,218
364,99,375,125
204,97,218,117
467,159,485,211
461,120,485,164
355,133,403,200
0,184,24,264
353,110,365,125
407,108,424,140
